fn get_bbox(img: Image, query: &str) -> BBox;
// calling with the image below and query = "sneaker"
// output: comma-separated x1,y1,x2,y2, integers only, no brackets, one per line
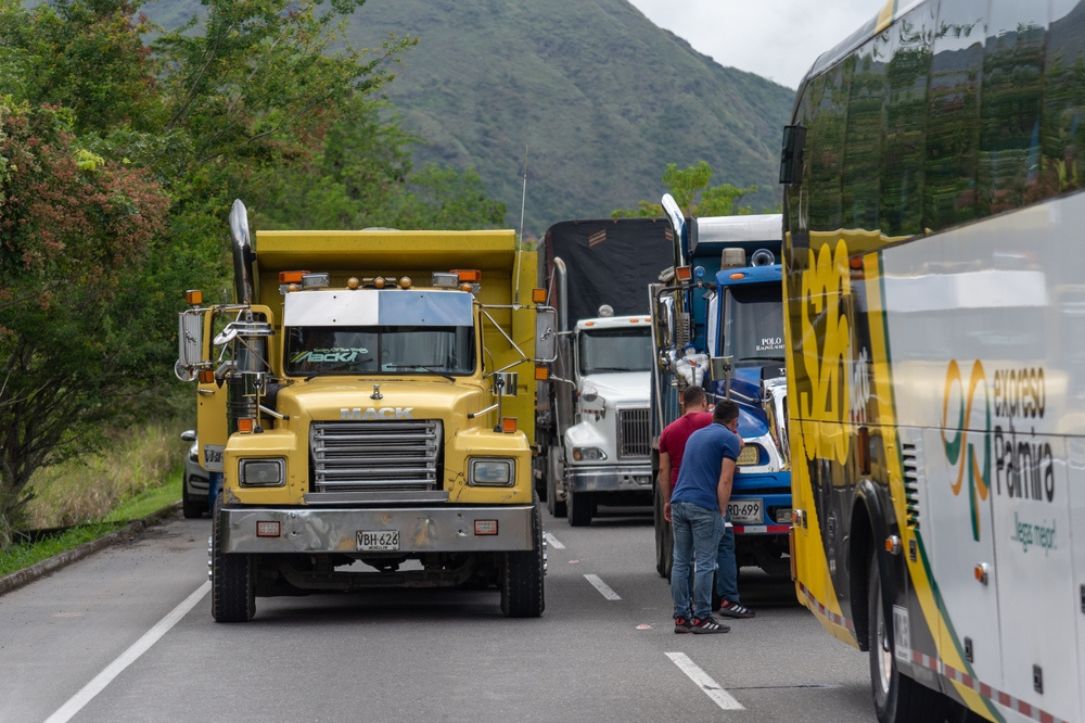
717,600,755,619
689,615,730,634
674,616,692,634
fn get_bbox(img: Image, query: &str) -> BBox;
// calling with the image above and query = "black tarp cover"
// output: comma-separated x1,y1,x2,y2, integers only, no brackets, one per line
543,217,675,327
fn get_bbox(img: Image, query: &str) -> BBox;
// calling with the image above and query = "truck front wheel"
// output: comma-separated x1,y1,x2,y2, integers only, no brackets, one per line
211,499,255,623
500,504,545,618
567,489,593,526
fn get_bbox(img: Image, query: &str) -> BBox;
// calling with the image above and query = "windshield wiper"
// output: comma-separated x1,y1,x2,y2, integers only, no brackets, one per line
736,356,786,363
586,366,639,373
382,364,457,382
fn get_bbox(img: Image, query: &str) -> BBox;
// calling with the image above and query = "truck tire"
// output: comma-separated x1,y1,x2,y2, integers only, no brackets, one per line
211,499,255,623
500,503,545,618
182,477,204,519
566,489,593,527
868,553,947,722
546,449,566,518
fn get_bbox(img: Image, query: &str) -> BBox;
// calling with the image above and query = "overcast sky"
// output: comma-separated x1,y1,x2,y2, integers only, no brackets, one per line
627,0,878,89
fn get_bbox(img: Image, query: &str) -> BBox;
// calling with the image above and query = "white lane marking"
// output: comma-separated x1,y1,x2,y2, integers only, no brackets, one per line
665,652,745,711
543,531,565,549
45,581,211,723
583,573,621,600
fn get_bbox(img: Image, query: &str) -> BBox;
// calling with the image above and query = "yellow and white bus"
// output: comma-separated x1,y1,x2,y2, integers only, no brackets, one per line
781,1,1085,721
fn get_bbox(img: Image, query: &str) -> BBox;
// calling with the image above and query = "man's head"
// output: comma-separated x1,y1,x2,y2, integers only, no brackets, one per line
713,400,740,433
682,385,708,412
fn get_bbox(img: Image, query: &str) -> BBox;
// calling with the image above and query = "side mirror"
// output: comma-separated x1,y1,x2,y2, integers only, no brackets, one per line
180,429,197,442
492,371,519,397
535,307,558,363
175,309,206,382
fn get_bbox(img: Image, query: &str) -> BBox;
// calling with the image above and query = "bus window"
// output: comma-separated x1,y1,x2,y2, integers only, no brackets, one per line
924,0,986,232
1043,0,1085,193
842,37,887,233
806,62,851,234
881,2,935,238
978,2,1047,215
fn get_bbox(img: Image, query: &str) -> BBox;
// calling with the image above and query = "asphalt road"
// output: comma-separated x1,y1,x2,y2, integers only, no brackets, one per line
0,506,873,722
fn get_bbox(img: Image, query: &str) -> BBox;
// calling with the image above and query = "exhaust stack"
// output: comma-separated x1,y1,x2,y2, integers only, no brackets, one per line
230,199,255,306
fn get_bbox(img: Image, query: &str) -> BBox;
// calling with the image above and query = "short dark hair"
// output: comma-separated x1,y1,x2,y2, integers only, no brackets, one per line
713,400,739,425
682,386,706,407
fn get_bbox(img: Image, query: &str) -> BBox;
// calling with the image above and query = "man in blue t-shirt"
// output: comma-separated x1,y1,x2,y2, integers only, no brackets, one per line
669,399,742,634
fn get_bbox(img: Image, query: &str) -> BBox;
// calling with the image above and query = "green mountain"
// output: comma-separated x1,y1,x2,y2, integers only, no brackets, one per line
150,0,795,235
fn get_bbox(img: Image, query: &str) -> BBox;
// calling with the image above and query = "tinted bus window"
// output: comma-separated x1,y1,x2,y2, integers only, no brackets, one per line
842,39,887,232
978,2,1047,215
1043,0,1085,194
882,3,935,237
806,62,851,233
924,0,986,232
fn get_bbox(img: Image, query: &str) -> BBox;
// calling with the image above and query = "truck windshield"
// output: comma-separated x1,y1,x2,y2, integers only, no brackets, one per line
285,325,474,377
578,328,652,375
722,285,785,362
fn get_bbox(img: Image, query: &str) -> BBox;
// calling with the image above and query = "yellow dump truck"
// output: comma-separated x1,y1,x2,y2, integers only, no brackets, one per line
176,201,553,621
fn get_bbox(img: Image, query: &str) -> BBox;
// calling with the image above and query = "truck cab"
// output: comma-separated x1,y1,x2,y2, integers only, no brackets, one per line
557,313,654,525
651,199,792,578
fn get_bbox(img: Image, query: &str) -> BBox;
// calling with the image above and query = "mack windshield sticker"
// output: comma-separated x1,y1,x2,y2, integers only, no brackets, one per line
291,347,369,364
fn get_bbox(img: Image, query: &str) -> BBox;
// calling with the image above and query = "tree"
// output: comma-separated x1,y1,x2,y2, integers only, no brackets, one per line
611,161,758,218
0,100,169,542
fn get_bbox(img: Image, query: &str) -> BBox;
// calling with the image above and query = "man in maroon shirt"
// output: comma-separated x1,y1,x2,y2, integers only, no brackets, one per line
659,386,712,523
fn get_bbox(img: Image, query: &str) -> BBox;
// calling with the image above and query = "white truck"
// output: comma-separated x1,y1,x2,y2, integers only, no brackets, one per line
536,218,674,525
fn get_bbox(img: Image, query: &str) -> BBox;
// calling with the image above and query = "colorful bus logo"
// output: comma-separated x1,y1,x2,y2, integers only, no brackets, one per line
940,360,991,542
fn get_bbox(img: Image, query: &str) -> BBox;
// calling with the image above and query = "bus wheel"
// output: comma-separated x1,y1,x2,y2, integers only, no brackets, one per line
868,553,945,722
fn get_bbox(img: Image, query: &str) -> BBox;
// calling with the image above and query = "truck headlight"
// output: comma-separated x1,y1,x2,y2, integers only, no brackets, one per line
572,447,607,461
469,458,514,486
736,445,762,466
239,458,285,487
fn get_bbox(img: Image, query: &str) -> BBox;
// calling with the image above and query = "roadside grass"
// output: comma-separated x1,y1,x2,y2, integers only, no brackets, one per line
0,423,189,579
25,421,187,529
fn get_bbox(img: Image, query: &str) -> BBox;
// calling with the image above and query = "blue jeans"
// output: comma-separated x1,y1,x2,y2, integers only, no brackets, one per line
715,522,740,603
671,502,723,620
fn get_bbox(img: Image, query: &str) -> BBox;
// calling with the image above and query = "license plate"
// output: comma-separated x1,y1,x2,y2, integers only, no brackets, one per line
356,530,400,552
727,499,763,524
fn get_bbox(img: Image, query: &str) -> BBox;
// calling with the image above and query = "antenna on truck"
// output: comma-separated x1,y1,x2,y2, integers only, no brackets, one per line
513,144,528,304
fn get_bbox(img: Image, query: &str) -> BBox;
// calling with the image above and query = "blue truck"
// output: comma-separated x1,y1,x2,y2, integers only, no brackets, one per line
650,194,791,579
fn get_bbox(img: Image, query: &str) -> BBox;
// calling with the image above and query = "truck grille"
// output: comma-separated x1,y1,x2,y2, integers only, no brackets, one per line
618,407,650,459
310,420,442,492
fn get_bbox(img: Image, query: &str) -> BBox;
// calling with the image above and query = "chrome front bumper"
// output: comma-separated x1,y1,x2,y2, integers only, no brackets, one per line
566,463,652,493
219,505,535,554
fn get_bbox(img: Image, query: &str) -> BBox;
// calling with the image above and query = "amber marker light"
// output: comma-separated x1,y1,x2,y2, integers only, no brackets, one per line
198,369,215,384
675,266,693,282
374,276,386,289
237,417,256,433
185,289,203,305
531,288,547,304
729,272,746,280
454,269,482,283
460,283,474,292
279,270,307,284
534,366,550,381
398,276,412,289
500,417,518,434
347,277,360,290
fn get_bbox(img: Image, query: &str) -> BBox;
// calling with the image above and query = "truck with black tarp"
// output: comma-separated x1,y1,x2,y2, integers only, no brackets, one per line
536,218,675,525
